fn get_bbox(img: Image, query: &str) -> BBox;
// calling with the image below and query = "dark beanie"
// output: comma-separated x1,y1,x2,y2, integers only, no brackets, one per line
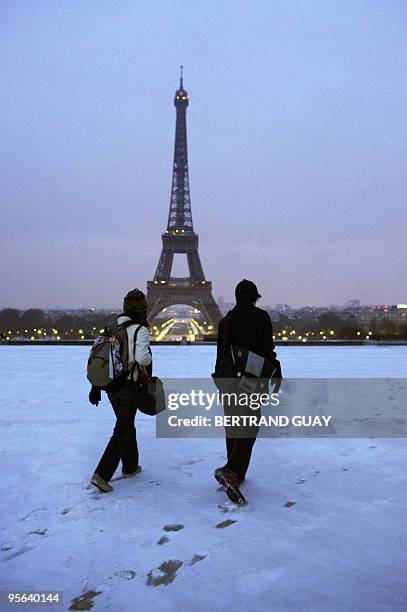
123,288,148,317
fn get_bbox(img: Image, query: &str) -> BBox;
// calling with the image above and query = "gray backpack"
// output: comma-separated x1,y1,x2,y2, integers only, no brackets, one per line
87,321,139,390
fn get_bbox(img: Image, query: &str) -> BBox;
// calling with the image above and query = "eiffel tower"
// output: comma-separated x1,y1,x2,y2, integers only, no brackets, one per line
146,69,222,332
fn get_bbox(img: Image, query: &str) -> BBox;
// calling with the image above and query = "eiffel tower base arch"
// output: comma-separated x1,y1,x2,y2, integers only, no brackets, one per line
146,280,222,331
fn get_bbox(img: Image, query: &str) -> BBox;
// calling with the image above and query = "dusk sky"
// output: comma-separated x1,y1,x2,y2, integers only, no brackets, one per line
1,0,406,309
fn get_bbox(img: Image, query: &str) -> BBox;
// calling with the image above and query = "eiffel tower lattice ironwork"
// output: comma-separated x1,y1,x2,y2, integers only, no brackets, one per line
146,69,222,331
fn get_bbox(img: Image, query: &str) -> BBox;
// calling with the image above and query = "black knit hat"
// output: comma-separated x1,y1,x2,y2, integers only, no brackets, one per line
123,288,147,315
235,279,261,302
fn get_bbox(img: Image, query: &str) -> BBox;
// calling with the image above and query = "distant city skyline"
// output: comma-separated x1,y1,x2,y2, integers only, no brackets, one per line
1,1,406,309
2,299,403,312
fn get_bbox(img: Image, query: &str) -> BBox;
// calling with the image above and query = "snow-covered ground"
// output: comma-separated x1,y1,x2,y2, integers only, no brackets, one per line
1,346,407,611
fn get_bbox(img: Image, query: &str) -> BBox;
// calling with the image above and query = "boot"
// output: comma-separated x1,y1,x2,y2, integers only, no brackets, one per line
90,473,113,493
122,466,142,478
214,467,246,505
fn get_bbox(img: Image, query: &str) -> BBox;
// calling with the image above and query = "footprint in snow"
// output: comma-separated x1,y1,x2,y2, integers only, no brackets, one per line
69,590,102,610
4,546,35,561
158,536,169,545
27,529,47,536
19,507,47,522
216,519,236,529
189,554,206,565
112,570,136,581
284,501,297,508
163,524,184,532
296,479,306,484
146,560,183,587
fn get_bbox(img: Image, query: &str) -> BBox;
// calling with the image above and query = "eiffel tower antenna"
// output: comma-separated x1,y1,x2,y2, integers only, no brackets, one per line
146,73,222,333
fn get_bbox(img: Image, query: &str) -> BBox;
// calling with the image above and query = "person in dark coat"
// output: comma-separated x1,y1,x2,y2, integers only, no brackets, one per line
213,279,278,504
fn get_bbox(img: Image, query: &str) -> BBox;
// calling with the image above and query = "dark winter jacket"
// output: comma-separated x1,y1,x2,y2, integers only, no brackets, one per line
215,303,277,374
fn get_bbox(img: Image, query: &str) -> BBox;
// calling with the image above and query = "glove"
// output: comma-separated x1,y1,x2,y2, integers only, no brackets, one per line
89,386,101,406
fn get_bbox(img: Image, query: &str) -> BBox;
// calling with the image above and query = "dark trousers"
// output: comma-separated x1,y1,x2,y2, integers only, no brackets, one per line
95,383,139,482
223,384,260,481
225,436,257,481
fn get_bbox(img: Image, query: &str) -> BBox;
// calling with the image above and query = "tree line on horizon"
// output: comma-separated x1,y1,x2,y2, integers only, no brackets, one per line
0,308,406,341
0,309,117,340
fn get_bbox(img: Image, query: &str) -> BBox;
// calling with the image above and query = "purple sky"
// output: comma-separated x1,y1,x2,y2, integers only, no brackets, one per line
1,0,406,309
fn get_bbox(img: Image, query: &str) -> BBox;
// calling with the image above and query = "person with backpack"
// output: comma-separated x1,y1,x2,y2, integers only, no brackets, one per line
212,279,281,505
88,289,152,493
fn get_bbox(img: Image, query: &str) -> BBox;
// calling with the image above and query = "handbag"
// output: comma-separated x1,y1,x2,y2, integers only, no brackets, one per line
212,313,282,393
134,366,166,416
231,345,282,393
127,328,166,416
